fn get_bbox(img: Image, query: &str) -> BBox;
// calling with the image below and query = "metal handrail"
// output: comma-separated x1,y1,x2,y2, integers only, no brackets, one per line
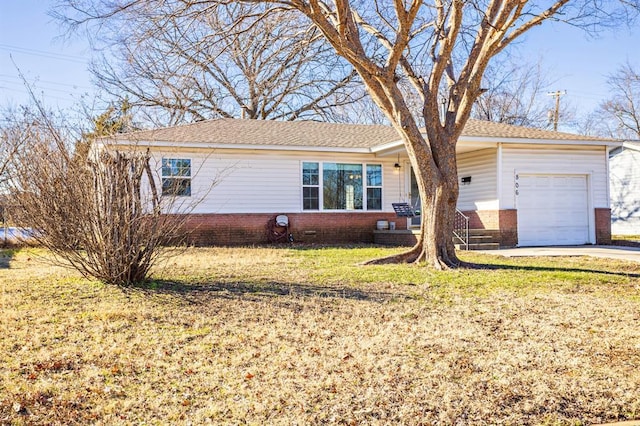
453,208,469,250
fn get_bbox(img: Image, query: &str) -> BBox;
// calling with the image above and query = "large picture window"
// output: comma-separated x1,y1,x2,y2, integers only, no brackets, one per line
323,163,363,210
162,158,191,196
302,162,382,211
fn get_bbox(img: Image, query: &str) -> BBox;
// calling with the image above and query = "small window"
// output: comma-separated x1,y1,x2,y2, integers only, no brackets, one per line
162,158,191,196
302,162,319,210
366,164,382,210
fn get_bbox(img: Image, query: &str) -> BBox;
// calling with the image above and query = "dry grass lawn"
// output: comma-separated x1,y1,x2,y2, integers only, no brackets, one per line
1,245,639,425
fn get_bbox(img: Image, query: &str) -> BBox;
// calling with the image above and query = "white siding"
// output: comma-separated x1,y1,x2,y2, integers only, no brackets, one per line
148,149,403,214
610,148,640,234
456,148,498,210
500,146,609,209
136,143,610,218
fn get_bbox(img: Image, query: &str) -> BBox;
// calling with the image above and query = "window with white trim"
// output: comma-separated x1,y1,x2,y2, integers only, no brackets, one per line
302,162,319,210
162,158,191,196
366,164,382,210
301,161,382,211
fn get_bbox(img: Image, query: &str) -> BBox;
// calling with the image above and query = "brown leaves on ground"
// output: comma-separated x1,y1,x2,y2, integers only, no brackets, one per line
0,247,639,425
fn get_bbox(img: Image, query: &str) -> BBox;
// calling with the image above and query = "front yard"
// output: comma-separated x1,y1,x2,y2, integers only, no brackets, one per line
1,246,639,425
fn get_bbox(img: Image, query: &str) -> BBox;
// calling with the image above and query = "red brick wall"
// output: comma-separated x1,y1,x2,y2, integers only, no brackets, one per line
498,209,518,247
461,208,610,247
595,208,612,245
173,207,606,247
460,209,518,247
178,213,407,246
462,210,499,229
373,230,418,246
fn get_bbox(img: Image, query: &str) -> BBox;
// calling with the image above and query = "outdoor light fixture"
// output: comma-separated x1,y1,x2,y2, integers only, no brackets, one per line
461,176,472,185
394,154,401,169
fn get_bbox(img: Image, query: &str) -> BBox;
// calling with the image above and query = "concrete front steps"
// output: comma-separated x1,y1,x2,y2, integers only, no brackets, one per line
374,228,502,250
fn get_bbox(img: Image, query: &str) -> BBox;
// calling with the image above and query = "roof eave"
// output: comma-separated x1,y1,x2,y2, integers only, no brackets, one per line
105,133,622,154
621,140,640,151
460,135,621,147
106,138,373,154
370,139,404,153
370,135,621,153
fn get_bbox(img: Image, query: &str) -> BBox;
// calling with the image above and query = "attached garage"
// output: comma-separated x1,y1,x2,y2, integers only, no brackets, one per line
516,174,591,246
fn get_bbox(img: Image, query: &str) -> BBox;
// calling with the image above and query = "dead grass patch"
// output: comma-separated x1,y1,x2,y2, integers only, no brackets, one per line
1,246,639,425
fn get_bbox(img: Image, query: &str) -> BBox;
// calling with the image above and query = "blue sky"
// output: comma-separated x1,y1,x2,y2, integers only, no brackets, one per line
0,0,95,117
523,19,639,115
1,1,638,126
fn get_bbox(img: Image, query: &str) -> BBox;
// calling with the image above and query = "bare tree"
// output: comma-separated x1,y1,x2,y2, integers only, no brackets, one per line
53,1,362,124
331,50,563,129
598,62,640,139
55,0,639,268
5,106,190,286
472,56,560,128
198,0,635,269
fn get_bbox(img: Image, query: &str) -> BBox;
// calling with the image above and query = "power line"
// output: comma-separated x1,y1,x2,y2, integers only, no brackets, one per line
0,44,88,64
0,86,84,102
0,74,93,90
0,80,90,95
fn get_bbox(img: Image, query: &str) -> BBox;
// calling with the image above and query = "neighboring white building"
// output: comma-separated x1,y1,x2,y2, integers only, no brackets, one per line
609,141,640,235
104,118,619,247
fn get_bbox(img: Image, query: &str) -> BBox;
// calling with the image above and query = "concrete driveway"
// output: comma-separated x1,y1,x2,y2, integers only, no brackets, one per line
476,245,640,263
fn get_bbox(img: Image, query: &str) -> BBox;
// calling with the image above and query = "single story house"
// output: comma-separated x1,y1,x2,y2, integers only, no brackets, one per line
609,141,640,235
104,118,619,247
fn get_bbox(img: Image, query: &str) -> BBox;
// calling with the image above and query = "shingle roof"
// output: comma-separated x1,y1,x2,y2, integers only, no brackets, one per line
115,119,398,149
113,117,611,148
461,119,609,141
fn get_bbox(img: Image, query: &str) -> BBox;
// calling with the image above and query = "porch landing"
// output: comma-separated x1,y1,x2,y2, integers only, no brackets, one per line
373,229,502,250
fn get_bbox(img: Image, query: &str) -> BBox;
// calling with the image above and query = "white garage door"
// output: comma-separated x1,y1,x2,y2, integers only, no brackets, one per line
517,174,590,246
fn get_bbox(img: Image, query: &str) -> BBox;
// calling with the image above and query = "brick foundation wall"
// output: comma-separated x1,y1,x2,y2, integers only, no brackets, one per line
595,208,612,245
498,209,518,247
461,208,610,247
178,213,407,246
373,230,419,246
462,210,499,229
460,209,518,248
173,207,606,247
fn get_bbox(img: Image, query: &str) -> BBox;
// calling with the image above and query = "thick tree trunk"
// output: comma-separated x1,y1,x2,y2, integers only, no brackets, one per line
342,60,466,268
416,174,461,269
363,102,463,268
365,163,460,269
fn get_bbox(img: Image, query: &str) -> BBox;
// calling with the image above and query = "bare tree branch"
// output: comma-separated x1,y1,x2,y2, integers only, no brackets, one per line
471,56,562,129
596,62,640,139
54,0,364,124
57,0,640,268
228,0,639,269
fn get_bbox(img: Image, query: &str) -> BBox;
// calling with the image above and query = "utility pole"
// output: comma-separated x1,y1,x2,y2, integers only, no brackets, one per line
547,90,566,131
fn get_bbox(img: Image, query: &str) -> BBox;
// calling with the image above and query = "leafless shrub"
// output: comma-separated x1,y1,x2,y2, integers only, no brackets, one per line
5,108,189,286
